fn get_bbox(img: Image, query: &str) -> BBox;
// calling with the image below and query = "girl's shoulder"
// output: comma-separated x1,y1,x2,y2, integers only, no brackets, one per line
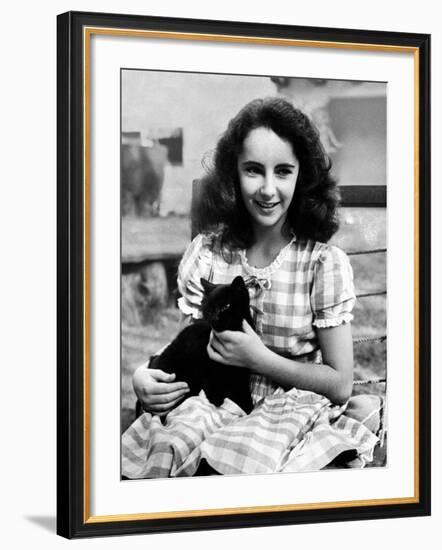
181,231,236,271
293,237,347,257
187,231,242,263
180,232,215,268
291,238,351,270
185,231,223,257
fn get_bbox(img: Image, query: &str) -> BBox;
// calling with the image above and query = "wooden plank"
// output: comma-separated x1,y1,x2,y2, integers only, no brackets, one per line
122,215,191,263
340,185,386,207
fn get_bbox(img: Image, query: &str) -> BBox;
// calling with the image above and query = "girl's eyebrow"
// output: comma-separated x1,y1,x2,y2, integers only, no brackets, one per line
240,160,296,167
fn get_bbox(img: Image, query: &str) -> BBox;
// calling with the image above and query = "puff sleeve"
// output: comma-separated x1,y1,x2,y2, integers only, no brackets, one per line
310,245,356,328
177,234,213,319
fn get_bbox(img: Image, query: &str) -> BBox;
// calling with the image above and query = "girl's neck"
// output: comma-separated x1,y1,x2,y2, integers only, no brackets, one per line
252,217,291,248
247,223,292,269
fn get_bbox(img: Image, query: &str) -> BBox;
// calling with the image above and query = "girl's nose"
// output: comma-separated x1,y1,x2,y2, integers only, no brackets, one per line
259,175,276,199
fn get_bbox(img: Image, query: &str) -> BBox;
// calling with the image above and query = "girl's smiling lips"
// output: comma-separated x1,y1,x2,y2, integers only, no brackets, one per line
255,200,280,208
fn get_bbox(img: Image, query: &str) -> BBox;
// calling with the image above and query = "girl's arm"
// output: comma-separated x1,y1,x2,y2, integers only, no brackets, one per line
254,323,353,404
208,321,354,405
132,313,192,415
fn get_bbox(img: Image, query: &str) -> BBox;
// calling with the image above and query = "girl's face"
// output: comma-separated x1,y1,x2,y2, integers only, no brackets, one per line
237,126,299,236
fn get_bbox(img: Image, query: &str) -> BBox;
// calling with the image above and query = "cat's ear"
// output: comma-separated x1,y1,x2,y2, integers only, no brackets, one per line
232,276,246,290
200,278,216,294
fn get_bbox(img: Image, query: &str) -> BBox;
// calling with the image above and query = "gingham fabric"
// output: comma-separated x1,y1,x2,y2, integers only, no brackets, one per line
177,233,356,403
121,233,379,478
122,390,378,478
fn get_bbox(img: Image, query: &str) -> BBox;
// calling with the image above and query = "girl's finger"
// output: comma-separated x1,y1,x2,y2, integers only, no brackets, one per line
211,330,225,346
207,344,229,364
150,393,188,413
150,387,190,405
209,330,220,349
149,369,176,382
167,394,189,409
242,319,255,334
209,334,224,355
220,329,242,343
149,402,173,413
149,380,189,395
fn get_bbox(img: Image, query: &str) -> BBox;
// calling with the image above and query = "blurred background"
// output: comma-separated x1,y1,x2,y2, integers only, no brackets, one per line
121,70,387,450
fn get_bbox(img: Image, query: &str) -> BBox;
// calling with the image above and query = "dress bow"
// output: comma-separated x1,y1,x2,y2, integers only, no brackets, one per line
244,276,272,292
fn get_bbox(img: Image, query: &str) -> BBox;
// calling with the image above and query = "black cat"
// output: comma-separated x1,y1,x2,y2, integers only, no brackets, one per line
149,275,254,414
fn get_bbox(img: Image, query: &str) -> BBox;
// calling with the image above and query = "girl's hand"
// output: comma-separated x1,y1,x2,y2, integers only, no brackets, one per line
132,365,190,417
207,320,267,368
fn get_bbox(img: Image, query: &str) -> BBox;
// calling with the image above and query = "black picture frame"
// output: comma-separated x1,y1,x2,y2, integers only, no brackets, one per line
57,10,431,539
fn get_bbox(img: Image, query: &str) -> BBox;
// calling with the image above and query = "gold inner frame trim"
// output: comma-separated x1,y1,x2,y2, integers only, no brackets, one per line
82,26,420,524
85,496,419,524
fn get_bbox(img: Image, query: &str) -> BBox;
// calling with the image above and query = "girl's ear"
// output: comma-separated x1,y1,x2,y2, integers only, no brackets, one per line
232,275,246,290
200,278,216,294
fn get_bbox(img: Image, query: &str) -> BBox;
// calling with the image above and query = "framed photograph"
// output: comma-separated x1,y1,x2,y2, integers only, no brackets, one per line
57,11,431,538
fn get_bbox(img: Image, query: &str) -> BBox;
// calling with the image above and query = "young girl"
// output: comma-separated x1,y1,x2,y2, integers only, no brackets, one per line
123,97,381,478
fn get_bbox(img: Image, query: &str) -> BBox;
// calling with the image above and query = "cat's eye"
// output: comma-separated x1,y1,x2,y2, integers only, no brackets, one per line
219,303,231,313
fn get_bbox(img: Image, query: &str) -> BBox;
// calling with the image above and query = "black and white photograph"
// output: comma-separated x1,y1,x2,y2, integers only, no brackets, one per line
53,7,430,540
120,70,388,479
1,0,437,545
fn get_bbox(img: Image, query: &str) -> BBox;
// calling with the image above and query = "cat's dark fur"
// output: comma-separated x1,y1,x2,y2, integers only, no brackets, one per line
149,275,254,414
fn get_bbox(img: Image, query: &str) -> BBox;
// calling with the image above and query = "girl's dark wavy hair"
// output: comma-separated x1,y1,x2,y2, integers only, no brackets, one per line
195,97,340,253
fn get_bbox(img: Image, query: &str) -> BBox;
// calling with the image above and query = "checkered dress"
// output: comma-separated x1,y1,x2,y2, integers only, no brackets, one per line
177,233,356,404
122,233,379,478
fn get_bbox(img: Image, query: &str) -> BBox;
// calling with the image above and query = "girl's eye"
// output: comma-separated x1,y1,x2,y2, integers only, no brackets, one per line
244,166,261,176
276,167,293,177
